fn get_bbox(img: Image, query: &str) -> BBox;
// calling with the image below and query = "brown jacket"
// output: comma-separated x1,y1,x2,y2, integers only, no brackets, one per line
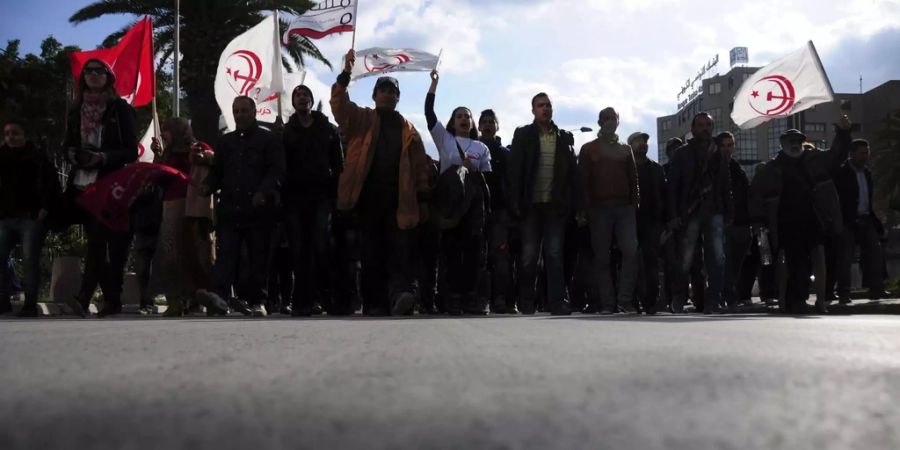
578,134,639,208
330,81,430,229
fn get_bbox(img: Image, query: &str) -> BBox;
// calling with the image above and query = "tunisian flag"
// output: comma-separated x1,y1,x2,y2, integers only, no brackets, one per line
76,163,189,232
731,41,834,129
69,17,155,107
283,0,357,42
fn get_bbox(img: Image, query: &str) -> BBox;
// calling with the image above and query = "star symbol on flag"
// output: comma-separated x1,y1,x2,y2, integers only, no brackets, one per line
226,68,232,75
373,54,380,59
751,90,759,98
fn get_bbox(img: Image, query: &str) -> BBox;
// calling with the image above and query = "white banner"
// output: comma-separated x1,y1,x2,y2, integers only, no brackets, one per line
350,47,439,81
283,0,357,42
215,15,284,131
731,41,834,129
137,115,160,163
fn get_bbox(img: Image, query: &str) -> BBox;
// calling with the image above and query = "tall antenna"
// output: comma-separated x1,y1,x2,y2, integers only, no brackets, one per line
859,75,862,94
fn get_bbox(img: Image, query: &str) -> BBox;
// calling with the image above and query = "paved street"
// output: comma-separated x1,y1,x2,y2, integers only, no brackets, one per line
1,312,898,450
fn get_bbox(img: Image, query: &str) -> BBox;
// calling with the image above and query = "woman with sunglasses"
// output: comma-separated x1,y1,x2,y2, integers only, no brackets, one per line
63,59,138,317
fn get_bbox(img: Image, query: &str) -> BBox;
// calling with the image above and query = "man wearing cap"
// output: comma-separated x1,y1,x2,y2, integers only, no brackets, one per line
578,107,639,314
330,49,430,316
630,131,667,314
282,84,344,316
749,115,852,314
667,112,732,314
508,92,581,315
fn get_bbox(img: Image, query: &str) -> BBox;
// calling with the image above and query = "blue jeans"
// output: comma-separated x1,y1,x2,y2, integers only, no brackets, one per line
0,218,47,306
588,206,639,310
675,213,725,311
518,204,567,312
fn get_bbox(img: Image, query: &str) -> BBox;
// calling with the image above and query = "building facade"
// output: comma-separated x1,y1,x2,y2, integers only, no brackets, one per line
657,66,899,179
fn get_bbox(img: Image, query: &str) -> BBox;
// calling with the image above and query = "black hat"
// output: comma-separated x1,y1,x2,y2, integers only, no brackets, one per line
292,84,314,105
780,129,806,141
373,76,400,95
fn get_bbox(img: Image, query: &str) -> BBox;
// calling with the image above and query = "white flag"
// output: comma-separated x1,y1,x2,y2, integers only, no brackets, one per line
215,15,284,131
283,0,357,43
731,41,834,129
351,48,439,81
137,116,160,163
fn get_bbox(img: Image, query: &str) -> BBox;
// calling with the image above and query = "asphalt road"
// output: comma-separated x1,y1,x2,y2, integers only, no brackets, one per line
1,313,898,450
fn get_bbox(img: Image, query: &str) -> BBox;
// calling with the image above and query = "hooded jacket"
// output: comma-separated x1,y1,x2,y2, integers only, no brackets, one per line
282,110,343,200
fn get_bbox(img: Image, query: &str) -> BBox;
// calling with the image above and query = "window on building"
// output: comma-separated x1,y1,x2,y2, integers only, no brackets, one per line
728,76,734,91
662,120,672,131
767,118,788,157
708,82,722,95
734,128,758,163
804,123,826,133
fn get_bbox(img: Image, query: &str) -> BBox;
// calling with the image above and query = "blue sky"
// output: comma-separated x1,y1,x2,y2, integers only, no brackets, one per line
3,0,900,160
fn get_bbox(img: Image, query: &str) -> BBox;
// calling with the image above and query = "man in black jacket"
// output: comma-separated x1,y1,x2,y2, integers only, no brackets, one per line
717,132,751,311
508,93,581,315
667,112,732,314
0,121,60,317
479,109,516,313
281,85,344,316
201,96,286,317
834,139,885,301
629,131,667,314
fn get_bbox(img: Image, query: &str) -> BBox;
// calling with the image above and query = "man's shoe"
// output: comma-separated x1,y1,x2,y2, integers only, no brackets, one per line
251,304,268,317
311,302,324,315
138,304,155,316
65,296,87,318
550,302,572,316
195,289,229,316
491,296,507,314
815,299,829,314
163,301,184,317
581,304,599,314
279,305,293,315
619,302,637,314
17,303,39,317
838,296,852,305
391,292,416,316
228,298,252,316
598,308,615,315
363,305,389,316
98,302,122,318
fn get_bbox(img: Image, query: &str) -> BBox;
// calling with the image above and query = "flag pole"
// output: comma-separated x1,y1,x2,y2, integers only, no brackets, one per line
174,0,180,117
350,1,359,49
149,15,163,157
435,48,443,70
274,10,283,119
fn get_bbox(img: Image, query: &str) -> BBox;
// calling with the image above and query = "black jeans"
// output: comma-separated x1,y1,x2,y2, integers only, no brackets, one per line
286,198,334,311
357,205,416,313
212,222,271,305
838,216,885,298
80,217,133,307
487,210,514,307
440,206,486,310
636,223,661,312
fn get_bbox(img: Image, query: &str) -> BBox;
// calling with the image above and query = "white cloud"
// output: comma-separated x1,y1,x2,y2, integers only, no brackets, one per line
294,0,900,160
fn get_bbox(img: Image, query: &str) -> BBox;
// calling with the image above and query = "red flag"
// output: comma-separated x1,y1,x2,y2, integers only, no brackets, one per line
76,163,189,232
69,17,155,107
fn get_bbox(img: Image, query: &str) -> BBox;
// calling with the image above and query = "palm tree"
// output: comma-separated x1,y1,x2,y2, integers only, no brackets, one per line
70,0,331,142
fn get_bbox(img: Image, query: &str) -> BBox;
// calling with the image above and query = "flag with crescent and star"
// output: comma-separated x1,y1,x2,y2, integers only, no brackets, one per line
350,48,439,81
214,15,285,131
731,41,834,129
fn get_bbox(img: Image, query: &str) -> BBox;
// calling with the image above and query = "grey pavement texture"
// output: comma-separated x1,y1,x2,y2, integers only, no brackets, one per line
1,314,899,450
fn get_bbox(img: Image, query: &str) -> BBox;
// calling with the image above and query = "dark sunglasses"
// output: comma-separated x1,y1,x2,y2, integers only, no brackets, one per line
83,67,108,75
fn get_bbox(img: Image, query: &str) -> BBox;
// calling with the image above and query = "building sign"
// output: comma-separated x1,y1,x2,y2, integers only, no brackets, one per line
676,54,719,109
730,47,749,67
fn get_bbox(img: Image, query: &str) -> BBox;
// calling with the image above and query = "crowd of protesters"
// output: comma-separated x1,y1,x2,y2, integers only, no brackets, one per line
0,52,892,318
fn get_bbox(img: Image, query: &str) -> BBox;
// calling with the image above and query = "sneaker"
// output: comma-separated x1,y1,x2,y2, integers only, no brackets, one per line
279,305,293,315
619,303,637,314
391,292,416,316
228,298,252,316
251,304,267,317
138,305,155,315
98,302,122,318
195,289,229,316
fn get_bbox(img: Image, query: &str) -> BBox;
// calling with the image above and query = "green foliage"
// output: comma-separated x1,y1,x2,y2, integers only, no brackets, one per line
871,109,900,224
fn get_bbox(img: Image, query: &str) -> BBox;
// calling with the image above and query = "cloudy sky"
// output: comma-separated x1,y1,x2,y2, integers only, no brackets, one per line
4,0,900,160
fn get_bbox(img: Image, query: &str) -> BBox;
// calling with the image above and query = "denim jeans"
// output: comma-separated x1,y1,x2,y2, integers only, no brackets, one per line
518,203,567,312
212,222,271,305
286,198,334,310
588,206,639,310
487,209,514,306
675,213,725,311
80,216,133,306
0,218,46,306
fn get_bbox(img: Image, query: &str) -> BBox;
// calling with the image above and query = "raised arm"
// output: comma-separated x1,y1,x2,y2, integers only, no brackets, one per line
330,49,368,134
425,69,439,130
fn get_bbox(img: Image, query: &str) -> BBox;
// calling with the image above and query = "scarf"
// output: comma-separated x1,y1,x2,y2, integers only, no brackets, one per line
80,91,110,148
